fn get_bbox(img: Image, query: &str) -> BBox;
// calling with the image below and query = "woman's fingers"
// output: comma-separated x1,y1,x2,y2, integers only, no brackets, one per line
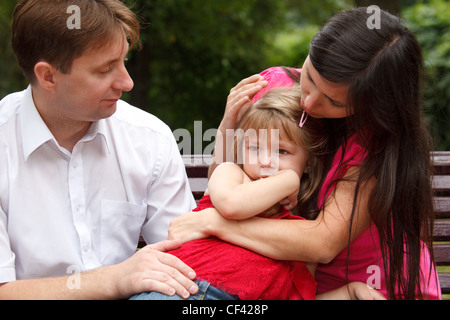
220,74,267,131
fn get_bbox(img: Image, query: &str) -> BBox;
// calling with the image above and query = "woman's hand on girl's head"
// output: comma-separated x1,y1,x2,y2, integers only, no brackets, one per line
210,74,267,177
219,74,268,133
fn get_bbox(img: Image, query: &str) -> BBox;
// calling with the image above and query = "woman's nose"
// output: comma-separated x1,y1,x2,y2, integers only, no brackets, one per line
304,92,318,109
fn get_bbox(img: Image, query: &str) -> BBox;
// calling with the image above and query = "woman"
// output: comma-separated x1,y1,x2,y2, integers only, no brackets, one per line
169,7,441,299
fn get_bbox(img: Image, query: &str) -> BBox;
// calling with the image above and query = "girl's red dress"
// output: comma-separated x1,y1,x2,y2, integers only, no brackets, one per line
168,195,316,300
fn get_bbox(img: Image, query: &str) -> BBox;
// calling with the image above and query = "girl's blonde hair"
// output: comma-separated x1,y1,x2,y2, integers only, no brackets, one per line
234,86,326,217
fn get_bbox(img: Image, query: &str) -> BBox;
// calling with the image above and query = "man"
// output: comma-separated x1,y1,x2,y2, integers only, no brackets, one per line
0,0,198,299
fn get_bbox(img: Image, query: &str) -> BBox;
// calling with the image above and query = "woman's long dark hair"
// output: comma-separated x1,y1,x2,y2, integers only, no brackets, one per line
307,7,435,299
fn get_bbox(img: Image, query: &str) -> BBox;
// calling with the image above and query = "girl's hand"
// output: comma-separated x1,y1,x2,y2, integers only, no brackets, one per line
279,194,298,211
316,281,386,300
347,282,386,300
276,169,300,211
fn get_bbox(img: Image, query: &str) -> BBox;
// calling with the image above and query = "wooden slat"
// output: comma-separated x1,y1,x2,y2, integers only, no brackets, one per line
434,197,450,219
438,273,450,294
433,220,450,242
434,243,450,266
182,154,211,178
432,151,450,175
433,175,450,195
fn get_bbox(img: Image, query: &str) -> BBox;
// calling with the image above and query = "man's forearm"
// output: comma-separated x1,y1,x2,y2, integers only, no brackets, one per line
0,265,119,300
0,241,199,300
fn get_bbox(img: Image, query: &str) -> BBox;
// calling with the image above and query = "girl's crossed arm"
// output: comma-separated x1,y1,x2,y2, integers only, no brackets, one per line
207,162,299,220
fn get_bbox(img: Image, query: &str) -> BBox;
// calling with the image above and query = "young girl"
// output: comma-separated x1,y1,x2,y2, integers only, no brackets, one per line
133,87,323,300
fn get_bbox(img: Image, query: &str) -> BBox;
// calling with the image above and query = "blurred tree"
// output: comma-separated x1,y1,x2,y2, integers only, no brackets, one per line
123,0,287,134
403,0,450,150
1,1,447,150
0,2,27,99
355,0,400,14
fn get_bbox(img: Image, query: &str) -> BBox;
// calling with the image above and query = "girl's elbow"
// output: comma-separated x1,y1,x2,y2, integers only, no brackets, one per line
218,206,245,220
214,200,244,220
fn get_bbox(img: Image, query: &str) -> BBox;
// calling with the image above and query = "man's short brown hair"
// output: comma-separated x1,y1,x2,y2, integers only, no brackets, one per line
12,0,140,83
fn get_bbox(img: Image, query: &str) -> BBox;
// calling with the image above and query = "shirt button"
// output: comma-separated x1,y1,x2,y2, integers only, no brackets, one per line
76,205,80,211
82,246,89,252
73,162,78,168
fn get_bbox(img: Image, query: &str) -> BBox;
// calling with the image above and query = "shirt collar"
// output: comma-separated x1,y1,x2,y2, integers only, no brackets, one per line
21,86,54,161
82,119,111,154
21,86,111,161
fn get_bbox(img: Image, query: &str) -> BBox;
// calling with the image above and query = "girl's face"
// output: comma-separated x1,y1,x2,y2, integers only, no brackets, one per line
300,55,351,119
242,129,308,181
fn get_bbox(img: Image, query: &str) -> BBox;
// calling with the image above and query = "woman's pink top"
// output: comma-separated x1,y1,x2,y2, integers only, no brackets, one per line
314,133,442,299
258,66,442,299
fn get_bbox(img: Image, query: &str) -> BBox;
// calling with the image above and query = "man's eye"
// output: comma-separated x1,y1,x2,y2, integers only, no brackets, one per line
100,68,112,74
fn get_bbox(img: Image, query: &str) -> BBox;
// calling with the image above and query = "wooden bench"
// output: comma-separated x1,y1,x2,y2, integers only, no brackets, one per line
431,151,450,297
144,152,450,298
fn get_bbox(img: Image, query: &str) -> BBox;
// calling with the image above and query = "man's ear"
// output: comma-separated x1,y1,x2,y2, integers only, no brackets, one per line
34,62,58,91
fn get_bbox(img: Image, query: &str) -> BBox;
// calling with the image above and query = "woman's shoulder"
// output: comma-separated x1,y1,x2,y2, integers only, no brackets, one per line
343,133,368,165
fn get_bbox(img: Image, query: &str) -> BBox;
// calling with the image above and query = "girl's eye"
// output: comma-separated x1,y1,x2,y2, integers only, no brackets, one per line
248,146,259,152
279,149,289,155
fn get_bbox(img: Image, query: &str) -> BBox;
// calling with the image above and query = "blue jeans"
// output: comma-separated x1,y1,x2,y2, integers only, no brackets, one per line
129,280,238,300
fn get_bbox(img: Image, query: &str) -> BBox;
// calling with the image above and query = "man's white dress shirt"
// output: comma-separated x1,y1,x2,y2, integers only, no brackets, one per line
0,86,196,282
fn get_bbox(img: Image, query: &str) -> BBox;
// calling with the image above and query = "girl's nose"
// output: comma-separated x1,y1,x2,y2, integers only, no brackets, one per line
259,151,272,167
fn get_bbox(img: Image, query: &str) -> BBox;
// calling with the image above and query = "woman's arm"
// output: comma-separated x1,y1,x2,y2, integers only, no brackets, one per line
169,168,374,264
208,163,300,220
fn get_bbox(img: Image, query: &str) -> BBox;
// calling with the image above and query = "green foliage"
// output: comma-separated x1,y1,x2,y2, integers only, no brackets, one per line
268,24,319,68
0,1,447,151
122,0,354,137
403,0,450,150
0,2,27,98
123,0,287,133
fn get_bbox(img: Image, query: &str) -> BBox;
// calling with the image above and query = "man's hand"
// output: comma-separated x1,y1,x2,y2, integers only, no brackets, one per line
109,240,198,299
